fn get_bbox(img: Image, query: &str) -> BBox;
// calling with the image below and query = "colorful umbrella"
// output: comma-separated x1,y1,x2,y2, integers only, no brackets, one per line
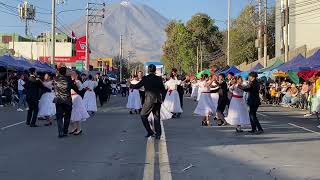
196,69,211,78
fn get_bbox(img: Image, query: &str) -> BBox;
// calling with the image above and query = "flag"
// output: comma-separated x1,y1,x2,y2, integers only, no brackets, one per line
71,31,76,39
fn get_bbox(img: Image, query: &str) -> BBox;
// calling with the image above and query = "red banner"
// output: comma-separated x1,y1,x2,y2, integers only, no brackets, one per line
39,36,90,63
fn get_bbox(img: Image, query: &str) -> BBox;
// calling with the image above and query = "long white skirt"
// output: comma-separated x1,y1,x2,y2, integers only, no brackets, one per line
191,86,198,99
148,104,173,121
194,92,216,116
211,93,219,112
197,88,204,101
71,94,90,122
126,89,142,110
38,92,56,117
162,90,183,113
83,91,97,112
225,97,250,126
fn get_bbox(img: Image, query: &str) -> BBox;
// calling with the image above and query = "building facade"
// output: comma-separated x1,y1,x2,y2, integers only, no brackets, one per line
275,0,320,57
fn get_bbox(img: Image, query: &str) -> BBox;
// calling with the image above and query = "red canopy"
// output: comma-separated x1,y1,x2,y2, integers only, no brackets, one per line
297,70,320,81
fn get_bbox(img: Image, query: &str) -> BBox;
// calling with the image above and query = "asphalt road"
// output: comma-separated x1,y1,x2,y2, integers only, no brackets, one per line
1,96,320,180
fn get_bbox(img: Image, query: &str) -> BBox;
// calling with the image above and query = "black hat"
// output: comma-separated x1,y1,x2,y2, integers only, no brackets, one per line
29,68,36,74
148,64,156,73
59,67,67,76
249,72,258,78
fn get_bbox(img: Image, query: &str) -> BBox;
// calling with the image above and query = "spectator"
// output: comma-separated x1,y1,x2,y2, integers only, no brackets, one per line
17,74,28,111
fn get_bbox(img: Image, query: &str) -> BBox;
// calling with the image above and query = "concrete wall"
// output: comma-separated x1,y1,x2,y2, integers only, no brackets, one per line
275,0,320,57
8,42,73,60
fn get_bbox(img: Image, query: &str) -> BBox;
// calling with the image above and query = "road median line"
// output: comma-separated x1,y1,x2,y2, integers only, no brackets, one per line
143,138,155,180
159,120,172,180
288,123,320,135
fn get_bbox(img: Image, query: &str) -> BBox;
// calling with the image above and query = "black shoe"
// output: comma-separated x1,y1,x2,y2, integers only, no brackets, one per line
256,130,264,134
236,128,244,133
176,113,181,118
58,133,67,138
30,124,39,127
74,130,83,136
248,130,256,133
155,135,161,140
129,111,133,114
135,110,138,114
145,133,155,138
44,122,52,126
26,122,30,126
69,129,77,134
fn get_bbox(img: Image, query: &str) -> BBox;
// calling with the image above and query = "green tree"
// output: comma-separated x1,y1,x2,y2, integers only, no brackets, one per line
161,21,195,74
229,5,258,65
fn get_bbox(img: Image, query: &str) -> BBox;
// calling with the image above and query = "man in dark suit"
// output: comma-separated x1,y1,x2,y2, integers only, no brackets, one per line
131,64,166,139
240,72,264,134
216,73,228,126
25,68,43,127
53,67,78,138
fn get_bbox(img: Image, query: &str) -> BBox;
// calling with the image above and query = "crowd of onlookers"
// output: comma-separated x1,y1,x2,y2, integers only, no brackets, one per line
259,78,315,113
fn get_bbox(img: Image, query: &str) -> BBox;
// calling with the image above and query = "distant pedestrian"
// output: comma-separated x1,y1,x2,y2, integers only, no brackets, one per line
130,64,166,140
17,74,27,111
53,67,78,138
25,68,43,127
240,72,264,134
82,75,98,114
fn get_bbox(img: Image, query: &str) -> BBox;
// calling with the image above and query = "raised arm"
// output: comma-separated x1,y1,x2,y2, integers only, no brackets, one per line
131,78,145,89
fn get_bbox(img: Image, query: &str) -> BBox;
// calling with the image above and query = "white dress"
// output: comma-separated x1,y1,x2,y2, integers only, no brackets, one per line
191,81,199,99
162,79,183,113
194,82,216,116
148,104,173,121
197,80,206,101
225,84,250,126
71,92,90,122
38,81,56,117
82,80,98,112
210,81,219,112
126,80,142,110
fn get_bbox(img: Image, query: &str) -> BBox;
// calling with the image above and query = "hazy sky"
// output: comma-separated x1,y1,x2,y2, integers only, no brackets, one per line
0,0,275,35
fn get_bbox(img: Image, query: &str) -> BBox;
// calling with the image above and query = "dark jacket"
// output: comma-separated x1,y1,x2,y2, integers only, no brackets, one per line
241,79,261,107
25,75,43,103
218,81,228,100
53,75,78,106
131,74,165,104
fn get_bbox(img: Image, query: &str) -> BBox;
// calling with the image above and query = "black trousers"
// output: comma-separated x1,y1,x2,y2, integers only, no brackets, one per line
56,103,72,135
141,102,161,136
26,101,39,125
177,88,184,109
249,106,263,131
139,91,145,106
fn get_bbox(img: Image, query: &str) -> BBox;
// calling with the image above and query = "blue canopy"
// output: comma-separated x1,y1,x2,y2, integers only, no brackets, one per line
220,65,241,75
0,55,24,70
32,61,55,73
248,63,264,72
276,54,306,71
14,57,34,71
304,50,320,70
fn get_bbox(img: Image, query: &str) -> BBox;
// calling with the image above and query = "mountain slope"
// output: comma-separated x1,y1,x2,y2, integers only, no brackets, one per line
68,1,168,62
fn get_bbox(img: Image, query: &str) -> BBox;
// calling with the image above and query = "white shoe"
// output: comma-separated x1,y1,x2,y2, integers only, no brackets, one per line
0,105,3,107
17,108,23,112
317,125,320,129
25,108,29,111
304,113,312,117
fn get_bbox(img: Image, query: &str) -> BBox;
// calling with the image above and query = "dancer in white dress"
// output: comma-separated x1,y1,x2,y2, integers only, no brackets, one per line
69,71,90,135
127,75,142,114
191,79,199,101
225,76,250,132
162,74,183,117
38,74,56,126
194,74,217,126
197,78,207,101
82,75,98,114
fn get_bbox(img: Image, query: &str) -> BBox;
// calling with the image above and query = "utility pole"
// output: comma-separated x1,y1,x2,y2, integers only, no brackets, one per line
200,42,203,71
51,0,56,65
119,34,123,81
258,0,263,60
284,0,289,62
263,0,268,67
227,0,231,66
196,44,199,73
85,2,89,70
85,2,105,70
